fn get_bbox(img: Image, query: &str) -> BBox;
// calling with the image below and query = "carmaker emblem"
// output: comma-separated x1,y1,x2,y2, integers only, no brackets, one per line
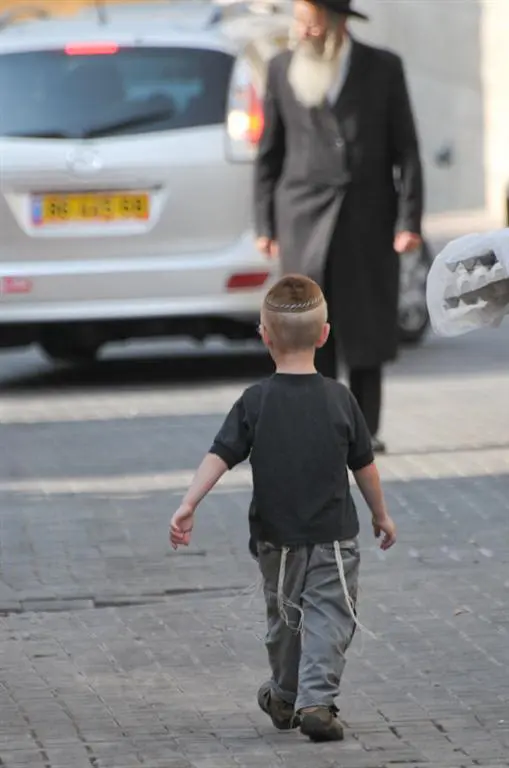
66,149,103,175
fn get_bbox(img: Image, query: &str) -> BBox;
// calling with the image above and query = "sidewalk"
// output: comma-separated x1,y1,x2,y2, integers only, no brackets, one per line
424,209,503,241
1,533,509,768
0,327,508,767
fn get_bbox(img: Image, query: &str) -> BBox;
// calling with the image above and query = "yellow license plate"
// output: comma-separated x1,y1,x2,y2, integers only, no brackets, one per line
33,192,150,225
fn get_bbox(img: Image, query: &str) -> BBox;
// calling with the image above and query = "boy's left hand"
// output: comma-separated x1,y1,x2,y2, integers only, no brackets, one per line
169,504,195,549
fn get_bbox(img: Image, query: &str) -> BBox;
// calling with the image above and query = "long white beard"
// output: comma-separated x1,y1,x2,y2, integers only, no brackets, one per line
288,37,340,109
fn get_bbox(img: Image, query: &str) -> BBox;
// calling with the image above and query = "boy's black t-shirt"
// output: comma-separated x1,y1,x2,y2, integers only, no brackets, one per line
209,373,374,551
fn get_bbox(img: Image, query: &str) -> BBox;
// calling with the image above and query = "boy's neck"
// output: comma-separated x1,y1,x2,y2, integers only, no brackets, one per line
273,350,317,375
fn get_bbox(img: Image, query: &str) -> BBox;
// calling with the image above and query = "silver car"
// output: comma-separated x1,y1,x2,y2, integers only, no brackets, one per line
0,1,429,364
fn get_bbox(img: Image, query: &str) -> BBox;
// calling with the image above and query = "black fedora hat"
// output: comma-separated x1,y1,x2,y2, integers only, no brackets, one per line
308,0,368,20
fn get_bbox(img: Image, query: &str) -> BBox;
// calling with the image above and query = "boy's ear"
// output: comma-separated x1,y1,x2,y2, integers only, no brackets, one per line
260,324,272,348
316,322,330,349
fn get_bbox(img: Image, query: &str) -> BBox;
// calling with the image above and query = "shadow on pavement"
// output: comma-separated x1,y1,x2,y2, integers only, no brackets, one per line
0,320,508,392
0,343,274,393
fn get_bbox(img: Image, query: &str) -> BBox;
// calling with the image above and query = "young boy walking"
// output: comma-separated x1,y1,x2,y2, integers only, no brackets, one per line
170,274,396,743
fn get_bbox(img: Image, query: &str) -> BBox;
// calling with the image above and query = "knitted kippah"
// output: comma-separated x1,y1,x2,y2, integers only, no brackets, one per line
263,274,324,314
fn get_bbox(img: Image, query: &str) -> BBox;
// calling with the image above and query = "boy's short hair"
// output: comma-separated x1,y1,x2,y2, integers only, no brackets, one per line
262,274,327,351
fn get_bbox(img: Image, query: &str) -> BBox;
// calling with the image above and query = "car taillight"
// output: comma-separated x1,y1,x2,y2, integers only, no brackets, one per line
228,83,264,144
226,57,264,162
227,272,270,290
65,43,119,56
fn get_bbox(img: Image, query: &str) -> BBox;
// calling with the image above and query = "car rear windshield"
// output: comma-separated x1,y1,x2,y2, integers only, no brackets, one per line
0,46,234,139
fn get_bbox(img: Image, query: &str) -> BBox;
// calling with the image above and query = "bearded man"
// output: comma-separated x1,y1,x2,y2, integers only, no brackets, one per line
254,0,424,453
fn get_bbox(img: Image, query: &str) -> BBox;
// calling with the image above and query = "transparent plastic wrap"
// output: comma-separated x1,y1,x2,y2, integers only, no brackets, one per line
426,229,509,336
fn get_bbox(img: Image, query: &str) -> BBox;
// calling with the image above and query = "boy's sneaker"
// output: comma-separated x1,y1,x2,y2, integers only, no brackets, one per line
257,681,299,730
299,706,345,742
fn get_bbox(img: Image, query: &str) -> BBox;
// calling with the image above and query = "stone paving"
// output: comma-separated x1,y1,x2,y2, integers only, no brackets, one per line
0,323,508,767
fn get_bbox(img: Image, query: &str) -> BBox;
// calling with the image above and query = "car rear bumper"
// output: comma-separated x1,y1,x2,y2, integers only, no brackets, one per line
0,234,278,323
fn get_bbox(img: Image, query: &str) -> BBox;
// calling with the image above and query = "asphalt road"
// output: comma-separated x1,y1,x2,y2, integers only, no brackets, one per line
0,323,508,768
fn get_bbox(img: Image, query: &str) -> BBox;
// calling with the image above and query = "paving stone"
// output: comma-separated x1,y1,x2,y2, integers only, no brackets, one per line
0,753,48,768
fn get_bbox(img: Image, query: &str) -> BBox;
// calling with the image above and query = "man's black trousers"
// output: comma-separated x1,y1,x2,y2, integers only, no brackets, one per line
315,331,382,437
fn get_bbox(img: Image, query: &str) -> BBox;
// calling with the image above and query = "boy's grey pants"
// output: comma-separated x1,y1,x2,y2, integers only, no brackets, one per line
257,540,360,712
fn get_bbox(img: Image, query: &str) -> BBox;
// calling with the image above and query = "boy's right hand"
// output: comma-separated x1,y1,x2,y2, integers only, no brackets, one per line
169,503,195,550
372,514,397,550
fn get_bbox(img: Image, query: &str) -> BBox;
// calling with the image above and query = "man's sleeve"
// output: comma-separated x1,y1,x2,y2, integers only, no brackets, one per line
254,55,286,240
347,391,374,471
387,55,424,236
209,395,253,470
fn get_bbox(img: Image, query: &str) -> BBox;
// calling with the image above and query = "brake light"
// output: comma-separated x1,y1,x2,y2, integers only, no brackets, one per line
228,84,264,145
226,58,264,162
65,43,119,56
227,272,270,290
247,84,265,144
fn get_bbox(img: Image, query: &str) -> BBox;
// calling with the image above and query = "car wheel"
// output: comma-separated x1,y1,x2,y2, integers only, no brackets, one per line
39,335,101,365
398,239,434,345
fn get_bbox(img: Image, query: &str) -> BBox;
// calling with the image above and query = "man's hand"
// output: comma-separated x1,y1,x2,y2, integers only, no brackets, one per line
372,514,397,550
170,503,195,550
394,231,422,254
256,237,279,259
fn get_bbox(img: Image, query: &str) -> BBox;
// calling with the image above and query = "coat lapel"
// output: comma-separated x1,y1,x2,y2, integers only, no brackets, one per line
329,39,368,144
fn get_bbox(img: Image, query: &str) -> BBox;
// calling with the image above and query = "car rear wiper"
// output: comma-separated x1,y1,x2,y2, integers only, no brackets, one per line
2,107,174,141
83,109,174,139
3,130,71,139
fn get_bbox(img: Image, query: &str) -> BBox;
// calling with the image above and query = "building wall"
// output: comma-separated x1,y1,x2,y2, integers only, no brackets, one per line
480,0,509,223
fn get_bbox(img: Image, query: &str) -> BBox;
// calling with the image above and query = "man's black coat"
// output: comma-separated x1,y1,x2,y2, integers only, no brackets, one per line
254,39,424,367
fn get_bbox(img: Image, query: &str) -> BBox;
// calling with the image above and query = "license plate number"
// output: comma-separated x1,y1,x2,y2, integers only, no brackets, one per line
32,193,149,225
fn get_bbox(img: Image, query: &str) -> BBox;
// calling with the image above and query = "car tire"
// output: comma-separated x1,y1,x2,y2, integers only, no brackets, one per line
39,335,101,365
398,239,434,345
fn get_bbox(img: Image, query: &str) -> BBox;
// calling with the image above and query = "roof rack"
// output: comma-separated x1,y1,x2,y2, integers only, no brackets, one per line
94,0,108,25
0,4,50,31
77,1,226,28
209,0,291,25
